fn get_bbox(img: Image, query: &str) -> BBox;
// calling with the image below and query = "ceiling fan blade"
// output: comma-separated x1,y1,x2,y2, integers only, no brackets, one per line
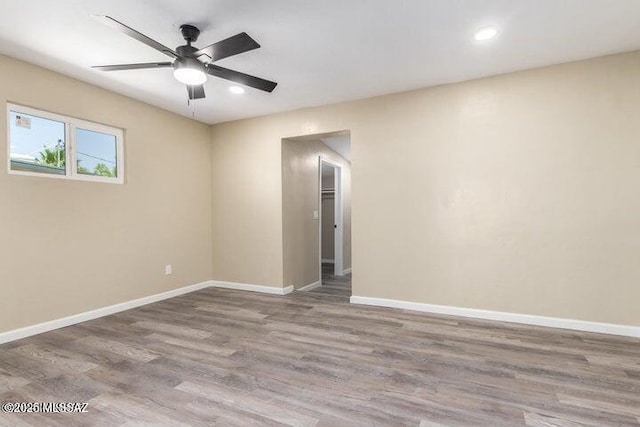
93,15,178,58
206,65,277,92
187,84,206,100
92,62,173,71
194,32,260,63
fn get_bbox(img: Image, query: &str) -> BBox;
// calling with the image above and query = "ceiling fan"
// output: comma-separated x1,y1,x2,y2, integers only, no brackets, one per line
92,16,277,100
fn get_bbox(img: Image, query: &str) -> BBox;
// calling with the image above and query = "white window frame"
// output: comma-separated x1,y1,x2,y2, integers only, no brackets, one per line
6,103,125,184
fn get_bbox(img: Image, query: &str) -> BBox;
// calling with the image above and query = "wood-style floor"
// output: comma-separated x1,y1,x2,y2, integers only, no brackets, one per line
305,263,352,300
1,272,639,426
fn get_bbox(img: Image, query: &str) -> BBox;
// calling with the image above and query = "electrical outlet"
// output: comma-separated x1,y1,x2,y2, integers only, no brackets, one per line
165,264,172,275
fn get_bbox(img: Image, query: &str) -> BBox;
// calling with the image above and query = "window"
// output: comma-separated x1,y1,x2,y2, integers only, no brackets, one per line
7,104,124,183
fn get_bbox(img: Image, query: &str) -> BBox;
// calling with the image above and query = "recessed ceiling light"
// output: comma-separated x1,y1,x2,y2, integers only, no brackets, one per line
229,86,245,94
474,26,498,41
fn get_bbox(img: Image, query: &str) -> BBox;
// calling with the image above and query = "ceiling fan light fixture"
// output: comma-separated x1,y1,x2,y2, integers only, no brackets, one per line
173,57,207,85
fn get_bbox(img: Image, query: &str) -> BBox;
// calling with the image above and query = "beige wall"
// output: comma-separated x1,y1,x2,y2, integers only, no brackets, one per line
210,121,283,287
281,139,351,288
4,49,635,332
212,51,640,326
0,55,212,333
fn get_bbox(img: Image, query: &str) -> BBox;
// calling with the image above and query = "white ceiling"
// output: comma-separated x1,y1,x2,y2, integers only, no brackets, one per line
1,1,640,125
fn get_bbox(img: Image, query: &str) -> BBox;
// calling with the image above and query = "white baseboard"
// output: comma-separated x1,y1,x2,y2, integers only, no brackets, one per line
342,268,352,275
0,280,212,345
0,279,300,345
322,259,335,264
350,296,640,338
298,280,322,292
210,280,294,295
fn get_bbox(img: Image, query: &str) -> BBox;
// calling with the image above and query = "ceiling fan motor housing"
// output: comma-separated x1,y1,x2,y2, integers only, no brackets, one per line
176,44,199,57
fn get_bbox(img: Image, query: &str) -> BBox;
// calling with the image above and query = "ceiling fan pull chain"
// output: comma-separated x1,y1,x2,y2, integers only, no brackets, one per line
187,88,196,118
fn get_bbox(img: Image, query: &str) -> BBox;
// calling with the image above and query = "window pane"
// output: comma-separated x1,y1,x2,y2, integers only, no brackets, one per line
75,128,118,178
9,111,66,175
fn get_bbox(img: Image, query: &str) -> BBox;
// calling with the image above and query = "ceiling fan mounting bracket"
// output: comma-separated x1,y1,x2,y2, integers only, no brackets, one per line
180,24,200,44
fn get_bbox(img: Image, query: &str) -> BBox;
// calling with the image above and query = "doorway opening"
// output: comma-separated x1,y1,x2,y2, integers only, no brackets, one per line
281,131,351,299
317,156,351,299
320,158,342,277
